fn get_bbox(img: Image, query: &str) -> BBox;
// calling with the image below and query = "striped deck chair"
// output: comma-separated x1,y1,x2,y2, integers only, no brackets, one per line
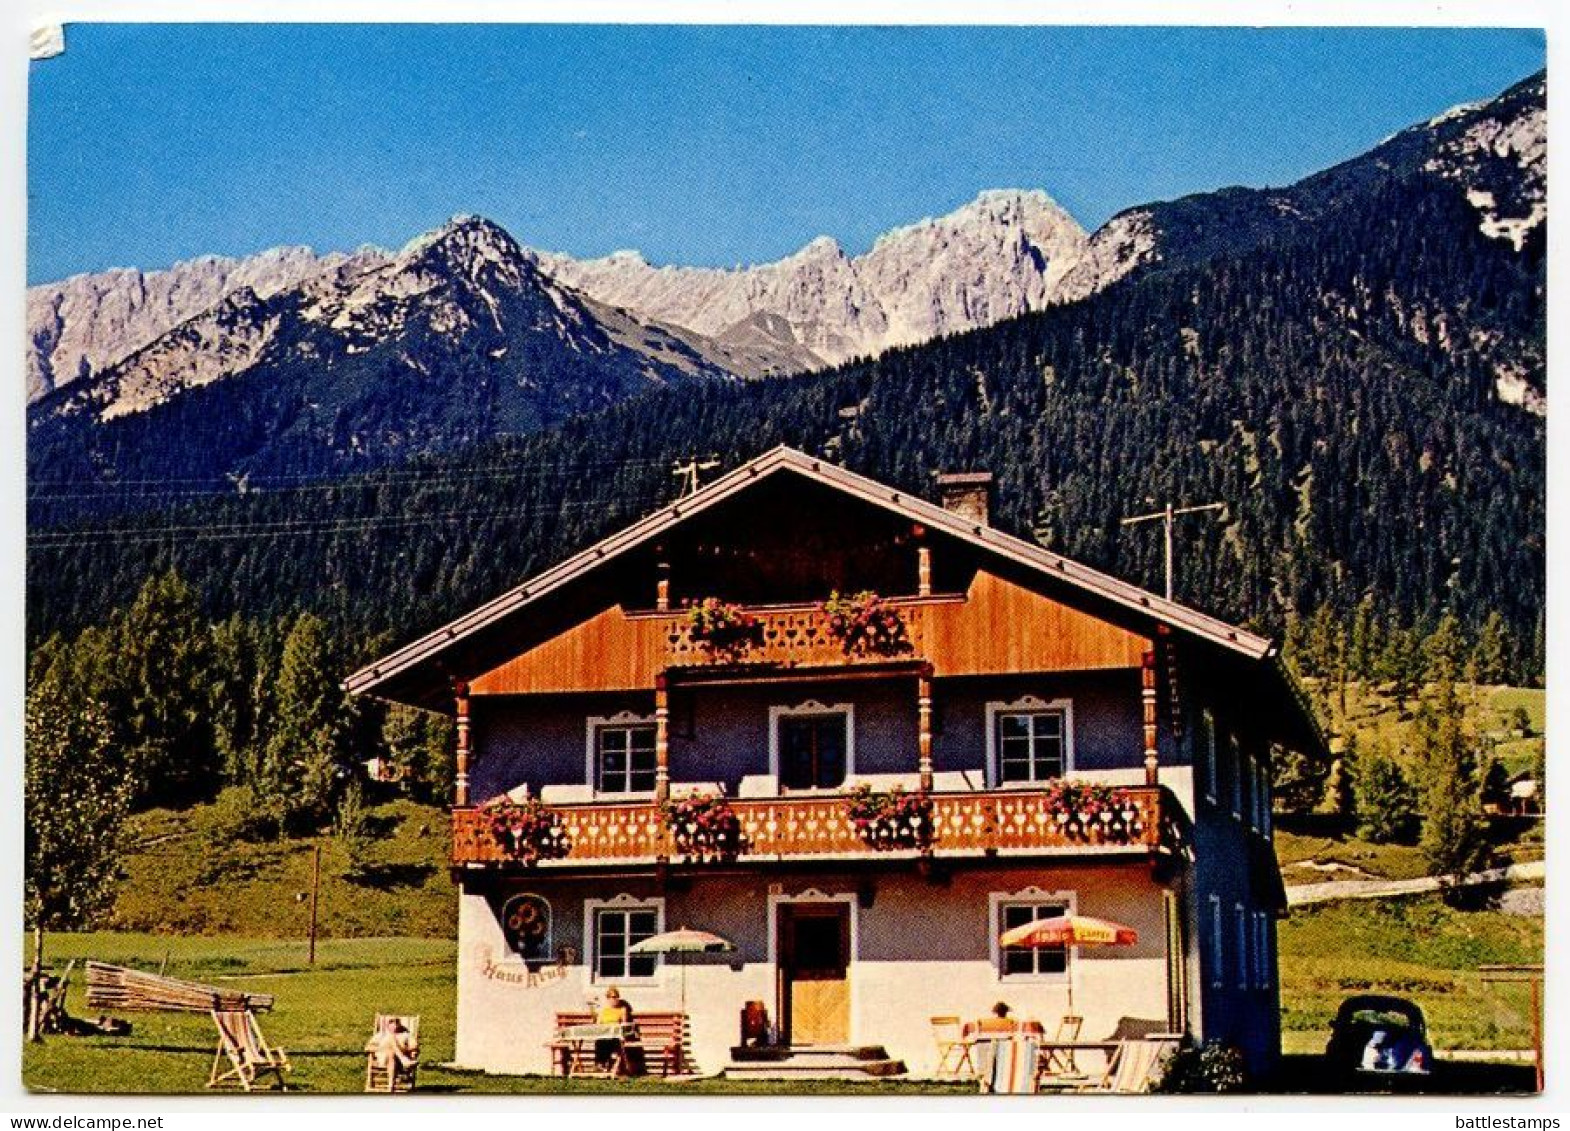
208,1008,289,1091
1080,1034,1184,1093
975,1034,1041,1094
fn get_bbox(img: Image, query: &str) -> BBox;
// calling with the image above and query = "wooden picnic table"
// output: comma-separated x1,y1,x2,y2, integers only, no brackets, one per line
550,1022,642,1078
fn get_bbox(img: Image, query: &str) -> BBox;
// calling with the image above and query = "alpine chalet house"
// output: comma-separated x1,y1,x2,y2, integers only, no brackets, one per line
346,447,1321,1080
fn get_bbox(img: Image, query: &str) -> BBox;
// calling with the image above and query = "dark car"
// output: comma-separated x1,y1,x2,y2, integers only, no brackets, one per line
1325,995,1435,1078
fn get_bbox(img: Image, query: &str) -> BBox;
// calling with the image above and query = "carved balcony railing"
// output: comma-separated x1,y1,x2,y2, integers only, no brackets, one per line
650,598,934,669
451,784,1176,868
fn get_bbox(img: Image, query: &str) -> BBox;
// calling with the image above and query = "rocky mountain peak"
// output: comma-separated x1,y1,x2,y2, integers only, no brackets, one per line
786,235,848,263
1418,71,1545,252
25,243,339,401
539,189,1091,367
398,214,531,282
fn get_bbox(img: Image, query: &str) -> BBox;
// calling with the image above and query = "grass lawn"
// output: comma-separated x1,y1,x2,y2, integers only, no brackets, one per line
1277,893,1543,1054
1309,681,1545,781
1275,829,1432,882
111,797,455,938
22,932,973,1096
24,895,1543,1095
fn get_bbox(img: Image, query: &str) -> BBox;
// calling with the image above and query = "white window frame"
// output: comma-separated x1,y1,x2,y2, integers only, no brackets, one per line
985,696,1075,788
583,893,666,987
1200,709,1218,804
1208,895,1224,990
586,711,658,798
989,886,1077,985
769,700,855,790
1235,902,1248,992
1229,734,1244,820
1254,912,1269,990
1256,750,1268,829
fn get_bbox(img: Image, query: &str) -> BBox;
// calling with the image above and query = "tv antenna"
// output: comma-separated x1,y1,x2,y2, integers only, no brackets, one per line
672,456,720,499
1120,500,1227,601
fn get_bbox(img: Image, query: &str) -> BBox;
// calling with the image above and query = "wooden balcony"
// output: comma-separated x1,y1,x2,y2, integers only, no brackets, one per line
450,784,1180,870
649,597,932,670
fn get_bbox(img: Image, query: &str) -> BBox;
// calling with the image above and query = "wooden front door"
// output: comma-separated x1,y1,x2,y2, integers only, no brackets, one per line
778,903,850,1046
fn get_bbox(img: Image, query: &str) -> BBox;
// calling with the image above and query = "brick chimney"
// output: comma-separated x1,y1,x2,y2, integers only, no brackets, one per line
935,471,993,527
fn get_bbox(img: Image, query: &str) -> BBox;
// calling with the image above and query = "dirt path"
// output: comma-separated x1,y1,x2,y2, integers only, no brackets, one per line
1284,860,1544,907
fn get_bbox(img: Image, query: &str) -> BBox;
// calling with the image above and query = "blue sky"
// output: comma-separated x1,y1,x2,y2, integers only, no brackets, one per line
27,24,1545,283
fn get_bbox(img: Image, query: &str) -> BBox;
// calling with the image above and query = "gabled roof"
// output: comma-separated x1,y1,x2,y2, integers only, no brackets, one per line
347,444,1286,704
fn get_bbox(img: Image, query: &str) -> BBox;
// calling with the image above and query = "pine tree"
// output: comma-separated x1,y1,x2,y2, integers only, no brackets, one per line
209,614,263,785
1381,624,1423,712
1324,734,1358,820
1355,742,1419,844
1349,596,1382,681
1424,613,1466,683
1480,757,1512,813
110,571,220,808
1414,666,1492,901
1472,611,1511,686
258,613,358,834
381,704,454,806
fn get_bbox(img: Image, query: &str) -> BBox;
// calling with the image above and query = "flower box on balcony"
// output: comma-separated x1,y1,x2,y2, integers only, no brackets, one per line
819,590,913,658
1040,780,1145,844
660,791,746,863
845,783,934,852
685,598,764,662
482,796,572,864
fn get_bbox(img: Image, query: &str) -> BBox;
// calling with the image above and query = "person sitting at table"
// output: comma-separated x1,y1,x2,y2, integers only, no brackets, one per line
593,987,645,1075
973,1001,1020,1035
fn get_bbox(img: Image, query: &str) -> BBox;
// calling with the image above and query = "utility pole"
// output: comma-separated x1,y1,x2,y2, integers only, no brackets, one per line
672,456,719,499
307,842,321,966
1120,500,1226,601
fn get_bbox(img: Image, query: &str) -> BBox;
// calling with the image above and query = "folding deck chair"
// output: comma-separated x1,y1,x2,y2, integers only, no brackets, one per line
207,1007,289,1091
930,1016,976,1079
1078,1033,1184,1093
365,1014,421,1093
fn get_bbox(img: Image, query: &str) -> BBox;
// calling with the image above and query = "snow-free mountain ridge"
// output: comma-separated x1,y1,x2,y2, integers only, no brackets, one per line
25,69,1546,438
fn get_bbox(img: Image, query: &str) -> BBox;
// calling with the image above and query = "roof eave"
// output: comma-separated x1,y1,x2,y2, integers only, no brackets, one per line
345,446,1277,699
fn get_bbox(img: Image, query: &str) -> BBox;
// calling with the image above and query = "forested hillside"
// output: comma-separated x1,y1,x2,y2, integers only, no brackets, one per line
29,144,1545,677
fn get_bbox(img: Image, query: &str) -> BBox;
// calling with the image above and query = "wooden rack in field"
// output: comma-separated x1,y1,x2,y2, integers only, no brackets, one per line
85,961,275,1014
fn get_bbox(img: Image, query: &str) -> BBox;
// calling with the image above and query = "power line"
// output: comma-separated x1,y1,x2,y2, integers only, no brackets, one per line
26,495,663,550
26,453,684,497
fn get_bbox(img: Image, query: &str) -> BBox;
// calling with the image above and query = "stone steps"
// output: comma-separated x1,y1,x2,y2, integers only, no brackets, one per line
721,1044,907,1080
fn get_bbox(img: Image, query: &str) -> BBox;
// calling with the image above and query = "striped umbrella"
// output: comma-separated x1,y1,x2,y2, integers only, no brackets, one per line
998,915,1137,1011
629,927,736,1022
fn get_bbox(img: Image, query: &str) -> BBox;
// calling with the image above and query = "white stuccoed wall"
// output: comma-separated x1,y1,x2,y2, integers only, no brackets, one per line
454,862,1173,1077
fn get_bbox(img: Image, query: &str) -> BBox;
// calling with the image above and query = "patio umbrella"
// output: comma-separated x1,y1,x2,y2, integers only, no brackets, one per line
629,927,736,1019
998,915,1138,1012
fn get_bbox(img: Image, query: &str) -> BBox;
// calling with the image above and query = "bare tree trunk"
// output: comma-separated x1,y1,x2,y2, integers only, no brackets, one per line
26,924,44,1043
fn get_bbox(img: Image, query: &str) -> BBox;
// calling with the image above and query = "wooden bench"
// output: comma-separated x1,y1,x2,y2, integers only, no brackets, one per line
549,1011,693,1077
